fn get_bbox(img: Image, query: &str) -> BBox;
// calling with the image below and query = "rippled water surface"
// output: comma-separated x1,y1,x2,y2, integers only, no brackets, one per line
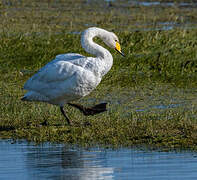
1,140,197,180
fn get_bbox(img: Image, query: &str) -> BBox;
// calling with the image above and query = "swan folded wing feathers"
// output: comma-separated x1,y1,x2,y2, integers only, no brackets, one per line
54,53,96,71
24,53,88,90
29,53,85,76
23,59,100,101
55,54,106,77
24,61,84,90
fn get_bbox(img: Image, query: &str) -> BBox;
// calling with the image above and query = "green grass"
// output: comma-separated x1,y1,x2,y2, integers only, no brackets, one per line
0,0,197,151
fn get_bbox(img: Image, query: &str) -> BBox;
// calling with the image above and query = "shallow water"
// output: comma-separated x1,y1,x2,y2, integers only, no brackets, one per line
131,1,197,7
1,140,197,180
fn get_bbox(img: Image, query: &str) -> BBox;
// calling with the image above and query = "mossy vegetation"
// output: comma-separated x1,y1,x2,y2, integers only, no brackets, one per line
0,0,197,151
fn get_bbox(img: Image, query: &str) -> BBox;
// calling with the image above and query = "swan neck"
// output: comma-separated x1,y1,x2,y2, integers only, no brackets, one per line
81,27,112,58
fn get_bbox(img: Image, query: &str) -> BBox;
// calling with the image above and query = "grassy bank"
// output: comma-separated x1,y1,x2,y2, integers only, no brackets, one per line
1,0,197,33
0,29,197,150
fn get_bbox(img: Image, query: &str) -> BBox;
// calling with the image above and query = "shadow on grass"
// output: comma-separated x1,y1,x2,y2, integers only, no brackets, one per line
0,126,15,131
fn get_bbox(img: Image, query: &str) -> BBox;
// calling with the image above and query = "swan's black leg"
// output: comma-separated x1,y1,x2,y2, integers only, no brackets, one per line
68,103,107,116
60,106,71,125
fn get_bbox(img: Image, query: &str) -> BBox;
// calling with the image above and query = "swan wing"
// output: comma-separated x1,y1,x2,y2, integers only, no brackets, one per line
23,56,100,100
24,60,84,90
38,53,85,71
24,53,86,88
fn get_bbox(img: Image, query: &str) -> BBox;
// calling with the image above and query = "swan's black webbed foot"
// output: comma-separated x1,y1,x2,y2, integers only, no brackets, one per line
83,103,107,116
68,102,107,116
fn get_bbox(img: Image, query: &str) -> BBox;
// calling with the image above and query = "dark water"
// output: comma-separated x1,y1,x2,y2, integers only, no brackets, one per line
0,140,197,180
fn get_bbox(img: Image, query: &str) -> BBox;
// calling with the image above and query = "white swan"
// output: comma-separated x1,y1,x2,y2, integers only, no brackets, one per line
21,27,124,125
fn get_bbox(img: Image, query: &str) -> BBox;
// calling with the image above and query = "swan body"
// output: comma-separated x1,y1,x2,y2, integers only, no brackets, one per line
22,27,124,124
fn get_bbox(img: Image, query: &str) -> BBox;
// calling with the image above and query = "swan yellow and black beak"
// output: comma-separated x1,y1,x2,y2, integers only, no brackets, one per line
115,42,125,57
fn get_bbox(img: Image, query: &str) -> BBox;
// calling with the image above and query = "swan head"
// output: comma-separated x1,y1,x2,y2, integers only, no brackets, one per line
102,32,125,57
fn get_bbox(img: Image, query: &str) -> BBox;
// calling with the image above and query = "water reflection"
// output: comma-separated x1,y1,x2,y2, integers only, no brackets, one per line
25,145,113,179
1,140,197,180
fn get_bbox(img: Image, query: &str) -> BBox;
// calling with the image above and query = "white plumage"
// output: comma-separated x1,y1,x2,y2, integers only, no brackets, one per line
22,27,124,124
